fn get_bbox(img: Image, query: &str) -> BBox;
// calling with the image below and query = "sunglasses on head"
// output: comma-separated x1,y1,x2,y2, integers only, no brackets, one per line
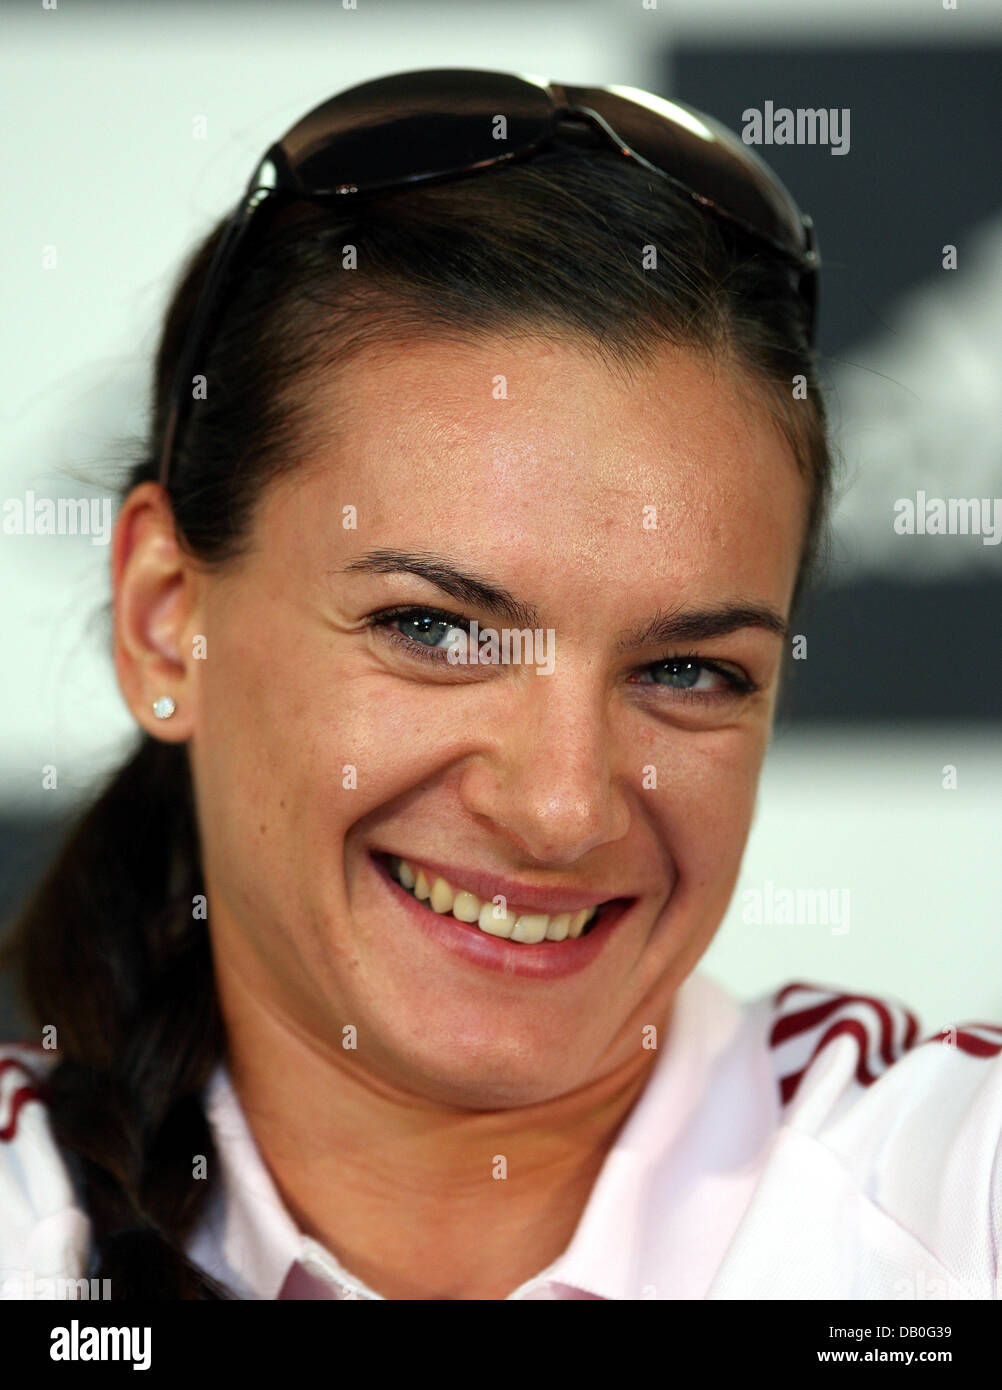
158,67,820,487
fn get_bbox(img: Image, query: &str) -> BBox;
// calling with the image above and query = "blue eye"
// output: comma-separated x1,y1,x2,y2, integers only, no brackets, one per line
368,608,757,700
657,659,700,688
392,611,467,650
368,606,471,662
635,656,754,699
652,659,717,691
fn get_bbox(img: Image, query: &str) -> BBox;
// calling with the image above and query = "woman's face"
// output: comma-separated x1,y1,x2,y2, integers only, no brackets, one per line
156,335,808,1108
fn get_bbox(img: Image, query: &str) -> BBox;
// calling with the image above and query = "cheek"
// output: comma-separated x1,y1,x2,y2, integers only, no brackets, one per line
186,603,338,919
189,610,444,902
651,729,766,899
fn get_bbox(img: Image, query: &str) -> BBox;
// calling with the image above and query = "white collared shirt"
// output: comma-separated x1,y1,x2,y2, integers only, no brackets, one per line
3,970,1001,1299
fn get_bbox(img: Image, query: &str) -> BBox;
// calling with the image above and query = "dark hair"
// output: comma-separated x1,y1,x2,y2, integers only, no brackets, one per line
1,134,832,1298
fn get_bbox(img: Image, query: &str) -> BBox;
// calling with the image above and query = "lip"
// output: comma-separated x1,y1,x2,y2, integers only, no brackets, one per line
373,848,623,918
369,850,635,981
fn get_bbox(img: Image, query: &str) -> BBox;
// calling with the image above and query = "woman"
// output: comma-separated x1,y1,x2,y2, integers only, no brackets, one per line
2,68,999,1302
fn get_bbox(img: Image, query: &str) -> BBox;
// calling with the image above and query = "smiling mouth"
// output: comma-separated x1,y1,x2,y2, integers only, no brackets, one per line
380,853,615,944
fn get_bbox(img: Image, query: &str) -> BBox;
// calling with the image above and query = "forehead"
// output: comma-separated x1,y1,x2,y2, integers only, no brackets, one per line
283,334,808,609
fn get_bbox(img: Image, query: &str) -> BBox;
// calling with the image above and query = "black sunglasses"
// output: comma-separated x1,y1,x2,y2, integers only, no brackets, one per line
158,67,820,486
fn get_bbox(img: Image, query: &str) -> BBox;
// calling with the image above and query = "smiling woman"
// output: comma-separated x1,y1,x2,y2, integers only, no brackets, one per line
2,69,999,1305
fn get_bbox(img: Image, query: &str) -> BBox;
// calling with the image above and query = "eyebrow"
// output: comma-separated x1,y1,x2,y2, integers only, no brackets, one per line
342,549,788,647
619,603,789,649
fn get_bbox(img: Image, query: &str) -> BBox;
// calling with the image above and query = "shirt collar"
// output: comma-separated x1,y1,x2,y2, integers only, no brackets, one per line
188,970,778,1300
538,969,780,1299
187,1061,314,1300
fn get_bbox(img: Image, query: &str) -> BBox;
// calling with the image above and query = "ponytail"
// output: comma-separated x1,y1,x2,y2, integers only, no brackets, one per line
2,738,233,1298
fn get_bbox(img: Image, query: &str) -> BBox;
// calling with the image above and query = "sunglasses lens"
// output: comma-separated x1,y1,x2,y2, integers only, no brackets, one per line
273,68,554,195
559,85,810,260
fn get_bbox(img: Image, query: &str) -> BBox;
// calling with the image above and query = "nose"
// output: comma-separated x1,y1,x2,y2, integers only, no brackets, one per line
459,666,632,865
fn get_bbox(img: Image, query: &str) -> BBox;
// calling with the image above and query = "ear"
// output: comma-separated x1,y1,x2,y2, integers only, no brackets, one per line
112,481,203,742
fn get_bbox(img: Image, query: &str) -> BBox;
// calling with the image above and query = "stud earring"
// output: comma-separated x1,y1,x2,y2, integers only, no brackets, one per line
152,695,176,720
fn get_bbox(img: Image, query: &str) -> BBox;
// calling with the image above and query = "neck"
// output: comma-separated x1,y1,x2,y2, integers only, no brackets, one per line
216,967,668,1300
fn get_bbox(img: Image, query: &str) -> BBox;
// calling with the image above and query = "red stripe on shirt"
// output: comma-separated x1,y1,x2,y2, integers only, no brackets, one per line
778,1017,884,1104
771,986,918,1067
0,1084,42,1142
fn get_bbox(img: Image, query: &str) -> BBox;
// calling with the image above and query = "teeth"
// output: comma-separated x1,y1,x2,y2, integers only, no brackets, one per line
568,909,590,939
388,857,602,945
511,913,549,944
429,877,454,914
452,890,481,923
478,901,518,938
545,913,571,942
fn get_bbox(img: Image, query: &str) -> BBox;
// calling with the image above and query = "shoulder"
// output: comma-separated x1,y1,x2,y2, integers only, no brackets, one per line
0,1043,91,1294
744,981,1002,1295
765,979,923,1112
762,979,1002,1123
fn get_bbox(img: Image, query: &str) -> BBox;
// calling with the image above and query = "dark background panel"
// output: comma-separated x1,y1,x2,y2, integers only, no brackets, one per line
672,45,1002,360
673,44,1002,723
778,578,1002,722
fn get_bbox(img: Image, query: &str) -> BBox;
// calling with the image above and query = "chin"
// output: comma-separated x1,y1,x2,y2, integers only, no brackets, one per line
381,1022,596,1110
